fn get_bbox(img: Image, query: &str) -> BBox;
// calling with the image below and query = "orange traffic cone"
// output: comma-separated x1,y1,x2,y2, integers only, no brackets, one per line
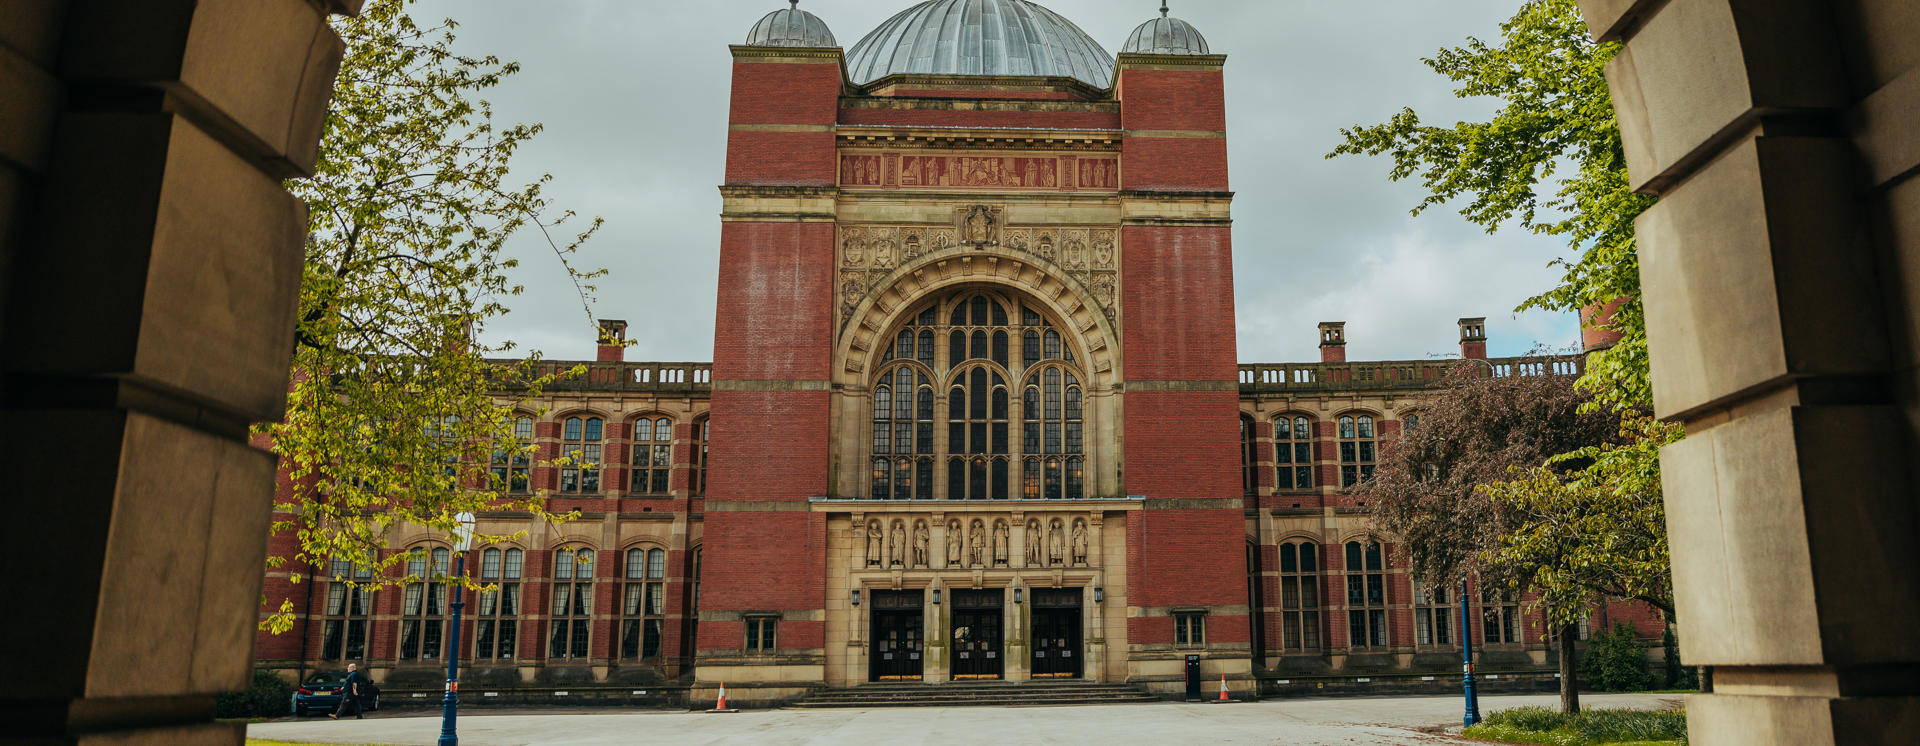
715,682,728,711
1218,673,1230,701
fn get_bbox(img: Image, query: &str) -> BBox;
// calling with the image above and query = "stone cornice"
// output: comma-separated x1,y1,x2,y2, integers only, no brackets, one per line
1114,53,1228,71
728,45,846,64
836,127,1121,152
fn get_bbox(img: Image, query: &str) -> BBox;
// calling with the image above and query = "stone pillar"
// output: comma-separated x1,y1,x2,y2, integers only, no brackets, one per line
0,1,355,743
1575,1,1920,743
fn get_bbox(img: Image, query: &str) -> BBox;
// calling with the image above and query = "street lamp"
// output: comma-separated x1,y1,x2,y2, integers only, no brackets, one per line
1459,575,1481,726
439,512,476,746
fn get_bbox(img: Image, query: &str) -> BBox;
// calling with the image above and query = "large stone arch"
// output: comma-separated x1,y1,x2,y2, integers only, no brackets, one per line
835,244,1121,386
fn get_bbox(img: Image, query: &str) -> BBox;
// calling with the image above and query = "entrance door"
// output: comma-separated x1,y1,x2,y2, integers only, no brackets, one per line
869,590,924,681
1030,589,1083,678
950,589,1004,680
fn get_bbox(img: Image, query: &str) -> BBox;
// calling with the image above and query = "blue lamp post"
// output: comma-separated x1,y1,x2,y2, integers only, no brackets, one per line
1459,576,1481,726
438,512,477,746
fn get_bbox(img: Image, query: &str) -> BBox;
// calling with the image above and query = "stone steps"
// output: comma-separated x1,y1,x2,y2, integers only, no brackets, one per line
787,681,1160,709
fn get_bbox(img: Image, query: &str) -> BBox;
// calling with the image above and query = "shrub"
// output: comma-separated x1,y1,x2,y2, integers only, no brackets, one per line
1468,706,1687,745
216,670,294,719
1583,621,1655,692
1486,706,1572,732
1574,708,1688,742
1661,624,1698,690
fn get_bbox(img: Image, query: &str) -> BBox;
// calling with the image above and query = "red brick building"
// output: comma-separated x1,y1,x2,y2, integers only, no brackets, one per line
255,0,1663,704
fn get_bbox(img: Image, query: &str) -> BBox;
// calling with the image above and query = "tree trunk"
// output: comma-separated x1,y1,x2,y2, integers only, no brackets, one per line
1559,623,1581,714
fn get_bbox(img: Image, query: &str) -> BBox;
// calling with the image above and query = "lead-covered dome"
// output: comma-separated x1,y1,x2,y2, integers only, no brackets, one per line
1121,10,1210,55
746,2,837,48
846,0,1115,88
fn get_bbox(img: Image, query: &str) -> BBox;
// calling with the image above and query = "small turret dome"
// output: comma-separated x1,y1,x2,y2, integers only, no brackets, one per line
1121,3,1210,55
746,1,837,48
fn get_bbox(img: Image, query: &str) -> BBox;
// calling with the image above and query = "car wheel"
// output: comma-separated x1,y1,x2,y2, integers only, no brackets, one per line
369,696,380,711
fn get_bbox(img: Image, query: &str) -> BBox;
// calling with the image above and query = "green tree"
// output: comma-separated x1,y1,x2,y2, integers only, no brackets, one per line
258,0,604,631
1327,0,1654,411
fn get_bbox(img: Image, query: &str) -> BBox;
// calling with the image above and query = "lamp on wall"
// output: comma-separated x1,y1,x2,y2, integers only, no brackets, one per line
1013,587,1024,604
1094,587,1104,604
932,588,942,605
851,589,861,607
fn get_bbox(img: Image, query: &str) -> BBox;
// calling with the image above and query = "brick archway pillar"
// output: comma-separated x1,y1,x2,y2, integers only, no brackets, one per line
0,1,358,743
1575,2,1918,743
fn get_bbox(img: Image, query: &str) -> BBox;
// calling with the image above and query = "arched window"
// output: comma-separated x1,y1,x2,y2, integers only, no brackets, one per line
491,416,534,493
630,416,673,495
1402,412,1421,431
1240,415,1259,495
560,415,604,493
1276,416,1314,490
872,365,935,500
399,546,451,661
1278,541,1321,651
1413,577,1453,647
549,546,595,659
1481,587,1521,644
621,547,668,659
690,417,710,497
475,547,523,659
320,559,372,661
877,290,1085,500
1338,414,1376,487
1345,540,1387,648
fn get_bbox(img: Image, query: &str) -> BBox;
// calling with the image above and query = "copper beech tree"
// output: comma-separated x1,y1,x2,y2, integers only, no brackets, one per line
1367,359,1623,714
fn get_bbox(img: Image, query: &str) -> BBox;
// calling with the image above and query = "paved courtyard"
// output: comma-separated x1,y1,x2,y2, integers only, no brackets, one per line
248,692,1682,745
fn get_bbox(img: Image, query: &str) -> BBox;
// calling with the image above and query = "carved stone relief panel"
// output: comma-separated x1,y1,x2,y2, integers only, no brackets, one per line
847,511,1107,574
835,222,1120,330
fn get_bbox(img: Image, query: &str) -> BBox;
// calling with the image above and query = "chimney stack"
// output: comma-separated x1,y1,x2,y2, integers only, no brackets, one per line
1318,322,1347,363
1580,298,1628,353
1458,317,1488,360
597,319,628,362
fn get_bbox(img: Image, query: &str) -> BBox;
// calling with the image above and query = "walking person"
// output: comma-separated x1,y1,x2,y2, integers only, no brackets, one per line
329,662,366,720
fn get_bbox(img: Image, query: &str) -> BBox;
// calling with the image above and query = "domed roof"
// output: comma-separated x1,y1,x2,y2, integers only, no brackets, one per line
1121,6,1210,55
745,2,837,48
846,0,1115,88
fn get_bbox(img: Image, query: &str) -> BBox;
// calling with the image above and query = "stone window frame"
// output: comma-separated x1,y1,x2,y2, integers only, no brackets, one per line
1274,414,1317,491
1337,413,1378,487
1173,609,1208,647
627,414,676,496
548,545,597,660
1411,576,1456,648
1344,539,1389,649
473,545,524,660
1480,587,1523,645
744,614,779,654
557,412,606,493
872,361,938,500
397,545,452,663
490,414,535,494
620,545,669,660
1277,539,1322,652
319,558,374,662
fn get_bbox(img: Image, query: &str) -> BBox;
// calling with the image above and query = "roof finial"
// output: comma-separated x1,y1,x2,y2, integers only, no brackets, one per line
790,0,799,9
1161,1,1170,18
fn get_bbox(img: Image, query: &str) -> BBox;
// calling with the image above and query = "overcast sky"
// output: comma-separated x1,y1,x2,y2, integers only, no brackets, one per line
414,0,1578,364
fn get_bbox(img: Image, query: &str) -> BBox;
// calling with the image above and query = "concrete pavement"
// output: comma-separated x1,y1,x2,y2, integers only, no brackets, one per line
248,692,1684,745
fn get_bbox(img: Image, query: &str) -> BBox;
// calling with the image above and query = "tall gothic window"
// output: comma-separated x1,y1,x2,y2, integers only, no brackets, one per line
549,547,594,659
1338,414,1376,487
690,416,709,497
873,291,1085,500
491,416,533,493
1240,415,1258,495
560,415,603,493
1278,541,1321,651
621,547,667,660
474,547,523,659
1413,578,1454,646
1345,540,1388,648
1276,415,1314,490
630,416,673,495
321,559,372,661
399,547,450,661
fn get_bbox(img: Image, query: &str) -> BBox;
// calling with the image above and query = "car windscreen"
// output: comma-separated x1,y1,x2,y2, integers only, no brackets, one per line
306,672,348,684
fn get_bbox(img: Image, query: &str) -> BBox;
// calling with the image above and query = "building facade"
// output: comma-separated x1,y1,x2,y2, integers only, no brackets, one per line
254,0,1661,703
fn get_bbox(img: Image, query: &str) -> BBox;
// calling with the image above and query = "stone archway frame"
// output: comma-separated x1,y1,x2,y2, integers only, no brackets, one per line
836,244,1120,384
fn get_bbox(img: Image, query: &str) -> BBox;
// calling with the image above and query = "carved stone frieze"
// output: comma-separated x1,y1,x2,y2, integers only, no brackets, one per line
835,222,1120,330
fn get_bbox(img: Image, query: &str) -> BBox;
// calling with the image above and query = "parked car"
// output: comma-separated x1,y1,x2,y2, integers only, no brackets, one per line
290,671,381,716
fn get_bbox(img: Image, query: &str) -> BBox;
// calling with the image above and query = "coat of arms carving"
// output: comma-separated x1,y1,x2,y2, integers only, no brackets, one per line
958,205,1000,247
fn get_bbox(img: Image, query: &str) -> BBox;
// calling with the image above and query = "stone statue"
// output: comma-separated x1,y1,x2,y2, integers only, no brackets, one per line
968,521,986,567
866,521,883,567
1025,520,1043,566
1048,521,1065,565
992,522,1009,566
889,522,906,567
946,519,963,566
913,522,930,567
1071,521,1089,566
